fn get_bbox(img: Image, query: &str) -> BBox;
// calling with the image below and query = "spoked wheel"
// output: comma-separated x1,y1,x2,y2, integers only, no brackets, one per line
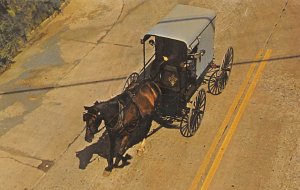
208,70,223,95
123,72,139,91
180,89,206,137
180,111,191,137
221,47,234,87
208,47,234,95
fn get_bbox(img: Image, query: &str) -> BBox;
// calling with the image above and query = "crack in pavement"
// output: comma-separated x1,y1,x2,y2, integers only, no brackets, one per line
263,0,289,49
58,0,126,86
0,145,56,173
101,41,134,48
115,0,147,25
0,156,38,170
0,155,55,173
0,145,44,162
62,38,98,45
55,128,85,161
96,0,125,44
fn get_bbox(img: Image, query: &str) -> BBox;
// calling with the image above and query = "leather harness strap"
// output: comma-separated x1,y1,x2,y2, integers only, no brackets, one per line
96,82,157,134
126,90,143,119
109,91,142,134
113,100,124,132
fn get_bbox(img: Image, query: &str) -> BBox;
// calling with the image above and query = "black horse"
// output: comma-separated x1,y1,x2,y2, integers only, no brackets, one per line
83,81,161,175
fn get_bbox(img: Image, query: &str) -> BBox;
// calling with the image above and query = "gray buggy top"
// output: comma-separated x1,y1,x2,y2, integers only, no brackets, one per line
142,4,217,81
142,4,216,50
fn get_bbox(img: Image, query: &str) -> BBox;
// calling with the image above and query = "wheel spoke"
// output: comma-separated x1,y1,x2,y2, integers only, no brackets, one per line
210,47,234,94
123,72,139,91
208,70,223,95
183,89,206,136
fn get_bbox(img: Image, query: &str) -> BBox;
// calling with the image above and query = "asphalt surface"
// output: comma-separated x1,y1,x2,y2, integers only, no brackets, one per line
0,0,299,189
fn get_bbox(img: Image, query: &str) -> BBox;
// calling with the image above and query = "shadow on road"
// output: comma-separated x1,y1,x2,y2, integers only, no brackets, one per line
75,118,153,170
76,131,110,170
234,54,300,66
0,76,127,96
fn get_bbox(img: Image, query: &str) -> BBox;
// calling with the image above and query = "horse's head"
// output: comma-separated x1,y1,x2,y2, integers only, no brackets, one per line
83,101,103,143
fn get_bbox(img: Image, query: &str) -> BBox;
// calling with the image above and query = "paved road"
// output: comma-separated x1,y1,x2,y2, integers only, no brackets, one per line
0,0,299,189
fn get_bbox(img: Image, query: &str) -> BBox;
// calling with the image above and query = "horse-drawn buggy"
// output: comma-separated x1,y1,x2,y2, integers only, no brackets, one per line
124,4,234,137
83,4,233,174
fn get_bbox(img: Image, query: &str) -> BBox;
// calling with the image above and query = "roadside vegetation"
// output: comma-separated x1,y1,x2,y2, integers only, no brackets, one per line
0,0,65,73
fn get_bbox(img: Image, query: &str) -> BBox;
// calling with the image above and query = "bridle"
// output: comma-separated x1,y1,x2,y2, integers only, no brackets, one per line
83,101,122,134
83,111,103,134
83,84,149,135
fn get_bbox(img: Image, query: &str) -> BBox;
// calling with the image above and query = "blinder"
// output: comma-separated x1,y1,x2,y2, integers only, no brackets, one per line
83,112,89,121
83,112,101,122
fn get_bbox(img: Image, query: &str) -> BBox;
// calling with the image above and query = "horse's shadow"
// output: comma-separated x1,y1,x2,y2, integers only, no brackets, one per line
76,131,110,170
75,114,182,170
76,118,156,170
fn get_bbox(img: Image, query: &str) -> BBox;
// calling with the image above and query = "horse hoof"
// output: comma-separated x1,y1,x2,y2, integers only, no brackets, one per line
103,170,111,177
113,163,119,168
122,161,130,167
136,148,145,157
124,154,132,160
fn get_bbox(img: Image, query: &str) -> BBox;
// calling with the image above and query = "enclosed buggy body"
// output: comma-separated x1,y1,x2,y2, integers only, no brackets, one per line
123,4,233,137
139,5,216,116
143,5,216,79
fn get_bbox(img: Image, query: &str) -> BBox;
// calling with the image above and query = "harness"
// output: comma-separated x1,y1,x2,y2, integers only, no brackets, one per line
105,90,142,135
109,99,125,133
86,81,157,135
126,90,143,118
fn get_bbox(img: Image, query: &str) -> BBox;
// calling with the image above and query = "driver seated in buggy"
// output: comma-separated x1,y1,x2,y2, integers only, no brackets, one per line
150,36,197,91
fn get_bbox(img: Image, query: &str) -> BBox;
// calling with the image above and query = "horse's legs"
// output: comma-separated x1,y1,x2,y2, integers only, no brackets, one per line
114,135,130,167
142,117,152,137
136,117,153,156
137,138,146,156
105,133,115,172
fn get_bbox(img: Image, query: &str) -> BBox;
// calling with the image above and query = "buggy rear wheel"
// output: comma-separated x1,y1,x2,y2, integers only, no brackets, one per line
222,47,234,78
208,47,233,95
123,72,139,91
180,88,206,137
220,46,234,87
208,70,223,95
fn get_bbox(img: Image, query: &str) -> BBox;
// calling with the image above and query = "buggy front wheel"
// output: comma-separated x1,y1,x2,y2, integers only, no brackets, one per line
180,88,206,137
123,72,139,91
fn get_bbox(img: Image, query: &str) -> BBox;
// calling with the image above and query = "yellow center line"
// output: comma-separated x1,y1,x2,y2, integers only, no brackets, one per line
188,49,264,190
200,49,272,190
